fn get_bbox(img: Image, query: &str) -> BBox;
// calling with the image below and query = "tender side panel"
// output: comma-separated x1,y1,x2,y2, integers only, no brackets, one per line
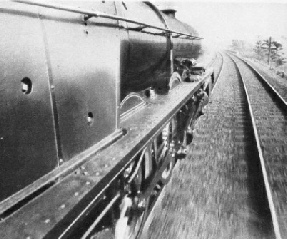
119,1,170,99
181,22,201,59
40,1,120,160
0,2,58,202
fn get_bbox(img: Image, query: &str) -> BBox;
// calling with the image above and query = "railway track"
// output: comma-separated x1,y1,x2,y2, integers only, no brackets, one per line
210,52,224,83
143,51,287,238
229,54,287,239
243,59,287,102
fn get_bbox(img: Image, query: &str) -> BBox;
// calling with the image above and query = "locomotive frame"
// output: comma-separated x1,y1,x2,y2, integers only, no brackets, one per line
0,1,214,238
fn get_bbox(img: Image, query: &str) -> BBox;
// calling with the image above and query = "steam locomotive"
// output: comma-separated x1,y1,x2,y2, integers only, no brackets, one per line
0,1,214,238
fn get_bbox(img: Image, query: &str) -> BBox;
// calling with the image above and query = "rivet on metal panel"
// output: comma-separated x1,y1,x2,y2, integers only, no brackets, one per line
87,112,94,125
83,171,89,176
21,77,33,94
50,85,55,90
44,219,50,224
59,158,64,164
74,192,79,197
60,204,66,210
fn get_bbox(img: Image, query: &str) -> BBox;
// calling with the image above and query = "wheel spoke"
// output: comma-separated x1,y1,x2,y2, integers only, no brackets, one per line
114,148,152,239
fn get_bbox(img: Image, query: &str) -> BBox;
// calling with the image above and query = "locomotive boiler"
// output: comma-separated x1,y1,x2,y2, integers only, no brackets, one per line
0,1,214,238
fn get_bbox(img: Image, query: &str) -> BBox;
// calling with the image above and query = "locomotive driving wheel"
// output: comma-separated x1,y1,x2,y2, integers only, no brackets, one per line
162,120,176,183
114,149,152,239
152,119,176,183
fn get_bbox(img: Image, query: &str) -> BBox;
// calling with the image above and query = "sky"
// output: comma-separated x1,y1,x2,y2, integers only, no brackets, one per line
153,0,287,51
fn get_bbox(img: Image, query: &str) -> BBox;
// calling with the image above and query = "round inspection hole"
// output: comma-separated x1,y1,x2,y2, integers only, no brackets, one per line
87,112,94,126
21,77,33,94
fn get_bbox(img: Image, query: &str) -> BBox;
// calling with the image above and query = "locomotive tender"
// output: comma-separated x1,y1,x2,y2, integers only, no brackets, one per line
0,1,214,238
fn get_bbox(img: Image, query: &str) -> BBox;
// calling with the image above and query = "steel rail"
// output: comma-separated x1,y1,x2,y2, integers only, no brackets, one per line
227,53,282,239
234,55,287,109
13,0,202,40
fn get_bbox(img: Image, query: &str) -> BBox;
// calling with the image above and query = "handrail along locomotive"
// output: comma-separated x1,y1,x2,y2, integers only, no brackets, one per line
0,1,214,238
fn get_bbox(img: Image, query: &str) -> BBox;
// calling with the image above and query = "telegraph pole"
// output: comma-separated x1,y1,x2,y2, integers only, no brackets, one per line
267,36,272,66
262,36,276,67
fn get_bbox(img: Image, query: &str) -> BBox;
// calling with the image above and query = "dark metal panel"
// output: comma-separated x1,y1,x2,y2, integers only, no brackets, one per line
119,2,171,99
40,1,120,160
0,2,58,202
121,36,170,97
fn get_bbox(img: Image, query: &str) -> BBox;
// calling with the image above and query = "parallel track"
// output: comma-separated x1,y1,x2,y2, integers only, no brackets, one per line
229,53,287,239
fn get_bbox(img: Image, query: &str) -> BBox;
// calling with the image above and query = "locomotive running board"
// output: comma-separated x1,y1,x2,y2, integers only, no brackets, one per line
0,79,210,239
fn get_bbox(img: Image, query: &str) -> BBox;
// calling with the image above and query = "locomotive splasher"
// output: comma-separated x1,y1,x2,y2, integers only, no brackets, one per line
0,1,214,238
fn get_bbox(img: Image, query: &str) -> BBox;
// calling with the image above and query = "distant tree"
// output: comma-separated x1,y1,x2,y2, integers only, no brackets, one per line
256,37,285,66
254,40,265,60
270,41,285,66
